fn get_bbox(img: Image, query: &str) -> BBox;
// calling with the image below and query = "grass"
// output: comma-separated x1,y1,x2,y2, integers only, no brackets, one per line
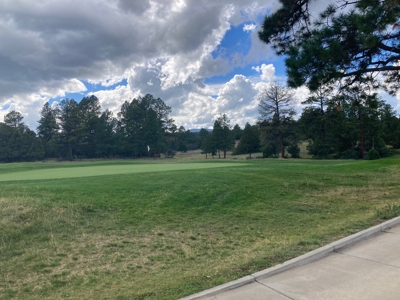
0,162,243,181
1,156,400,299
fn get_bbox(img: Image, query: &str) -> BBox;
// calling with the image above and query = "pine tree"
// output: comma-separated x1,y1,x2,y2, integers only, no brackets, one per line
235,123,260,158
258,0,400,92
37,102,59,158
212,114,235,158
258,83,296,158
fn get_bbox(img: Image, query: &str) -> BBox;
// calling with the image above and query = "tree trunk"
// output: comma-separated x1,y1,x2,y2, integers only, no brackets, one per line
223,150,226,158
279,132,284,158
218,150,220,159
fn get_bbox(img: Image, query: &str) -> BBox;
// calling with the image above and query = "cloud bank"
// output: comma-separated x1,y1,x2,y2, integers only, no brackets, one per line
1,0,394,130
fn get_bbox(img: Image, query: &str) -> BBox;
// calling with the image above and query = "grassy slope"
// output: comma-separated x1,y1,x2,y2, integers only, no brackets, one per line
1,158,400,299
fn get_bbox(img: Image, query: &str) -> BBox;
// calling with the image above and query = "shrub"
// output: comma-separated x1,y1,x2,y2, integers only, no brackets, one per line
367,148,380,160
164,149,176,158
288,144,300,158
340,149,358,160
263,145,278,158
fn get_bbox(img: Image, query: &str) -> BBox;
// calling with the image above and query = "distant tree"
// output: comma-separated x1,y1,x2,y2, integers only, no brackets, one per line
144,108,165,157
258,82,296,158
299,106,342,158
37,102,60,158
232,124,243,140
78,95,102,158
4,111,24,128
177,140,188,152
175,127,200,150
235,123,260,158
340,85,383,159
213,114,235,158
199,129,214,158
201,135,217,159
0,115,44,162
199,128,210,146
380,104,400,148
118,94,173,157
58,99,81,160
94,109,117,157
299,87,341,159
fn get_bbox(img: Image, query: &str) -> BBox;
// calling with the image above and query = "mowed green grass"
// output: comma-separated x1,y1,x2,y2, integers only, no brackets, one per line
0,162,244,181
1,158,400,300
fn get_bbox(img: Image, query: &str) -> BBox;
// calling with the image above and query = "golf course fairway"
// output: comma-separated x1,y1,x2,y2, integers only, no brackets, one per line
0,162,245,181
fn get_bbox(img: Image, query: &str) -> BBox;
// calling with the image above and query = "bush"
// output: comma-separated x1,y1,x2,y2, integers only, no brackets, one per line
288,144,300,158
164,149,176,158
263,144,278,158
367,148,380,160
340,149,358,159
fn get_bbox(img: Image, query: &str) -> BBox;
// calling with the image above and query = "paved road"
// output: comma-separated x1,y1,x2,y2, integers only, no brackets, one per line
181,220,400,300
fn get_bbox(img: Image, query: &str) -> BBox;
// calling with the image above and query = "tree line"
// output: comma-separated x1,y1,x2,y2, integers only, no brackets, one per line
2,83,399,163
0,94,198,162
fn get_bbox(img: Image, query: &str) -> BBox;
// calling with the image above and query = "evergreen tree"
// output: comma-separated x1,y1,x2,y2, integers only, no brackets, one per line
144,108,164,158
258,82,296,158
258,0,400,93
232,124,243,140
340,85,384,159
78,95,102,158
235,123,260,158
212,114,235,158
58,99,80,160
118,94,173,157
0,114,44,162
4,111,24,128
200,134,217,159
380,104,400,148
37,102,59,158
94,109,117,157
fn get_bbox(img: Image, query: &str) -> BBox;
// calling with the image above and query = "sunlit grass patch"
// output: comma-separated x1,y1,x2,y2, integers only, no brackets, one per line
0,162,244,181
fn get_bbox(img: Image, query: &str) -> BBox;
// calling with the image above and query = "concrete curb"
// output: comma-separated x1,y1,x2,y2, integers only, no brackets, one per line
179,216,400,300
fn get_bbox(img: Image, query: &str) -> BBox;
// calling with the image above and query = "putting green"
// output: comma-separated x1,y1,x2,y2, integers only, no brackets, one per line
0,163,245,182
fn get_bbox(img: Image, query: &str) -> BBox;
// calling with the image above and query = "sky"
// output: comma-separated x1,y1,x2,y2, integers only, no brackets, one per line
0,0,399,130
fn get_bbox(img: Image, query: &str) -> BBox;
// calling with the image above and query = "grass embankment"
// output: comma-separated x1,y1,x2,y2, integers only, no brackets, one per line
1,158,400,299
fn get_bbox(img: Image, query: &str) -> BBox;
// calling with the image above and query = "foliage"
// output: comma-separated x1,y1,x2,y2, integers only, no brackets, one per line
234,123,260,157
4,111,24,128
262,142,279,158
258,0,400,92
258,82,297,158
164,149,176,158
0,113,44,162
212,114,235,158
340,149,358,160
232,124,243,140
177,140,188,152
368,147,381,160
37,102,59,157
118,94,172,158
288,144,300,158
200,133,217,159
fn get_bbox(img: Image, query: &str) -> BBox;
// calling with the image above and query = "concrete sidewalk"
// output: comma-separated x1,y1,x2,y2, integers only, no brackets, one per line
180,217,400,300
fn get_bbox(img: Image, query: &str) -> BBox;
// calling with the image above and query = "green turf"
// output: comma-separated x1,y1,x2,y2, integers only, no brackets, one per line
1,158,400,300
0,162,244,181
